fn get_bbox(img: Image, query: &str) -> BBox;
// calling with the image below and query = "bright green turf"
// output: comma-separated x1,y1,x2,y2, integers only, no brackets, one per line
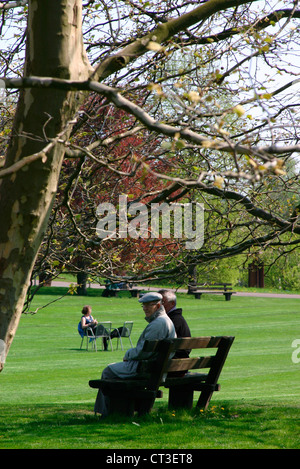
0,289,299,448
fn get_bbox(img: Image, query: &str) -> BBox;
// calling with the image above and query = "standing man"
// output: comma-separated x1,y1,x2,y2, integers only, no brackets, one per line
94,292,176,416
158,289,191,358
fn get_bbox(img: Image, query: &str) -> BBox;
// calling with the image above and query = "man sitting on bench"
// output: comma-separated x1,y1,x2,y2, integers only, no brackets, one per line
94,292,176,416
158,289,191,358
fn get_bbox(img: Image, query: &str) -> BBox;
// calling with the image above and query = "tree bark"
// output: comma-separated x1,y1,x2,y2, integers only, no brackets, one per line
0,0,91,370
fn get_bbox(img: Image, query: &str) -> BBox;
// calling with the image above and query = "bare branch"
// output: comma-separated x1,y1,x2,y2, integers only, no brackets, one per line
2,75,299,161
0,115,77,178
92,0,261,80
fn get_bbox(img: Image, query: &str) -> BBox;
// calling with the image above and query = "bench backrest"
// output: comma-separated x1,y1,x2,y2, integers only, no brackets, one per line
189,283,232,291
138,339,173,390
140,336,234,392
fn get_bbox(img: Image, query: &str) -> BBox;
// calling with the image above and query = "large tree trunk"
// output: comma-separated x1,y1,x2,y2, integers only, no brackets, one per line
0,0,91,370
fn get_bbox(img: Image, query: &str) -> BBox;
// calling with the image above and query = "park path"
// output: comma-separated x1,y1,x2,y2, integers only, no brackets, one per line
51,281,300,299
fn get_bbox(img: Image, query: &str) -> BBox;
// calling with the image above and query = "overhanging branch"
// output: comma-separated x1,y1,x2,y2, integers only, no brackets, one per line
2,76,299,160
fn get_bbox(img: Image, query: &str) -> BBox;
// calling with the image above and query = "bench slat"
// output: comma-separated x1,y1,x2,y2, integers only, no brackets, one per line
188,283,235,300
164,372,208,386
196,285,232,292
189,283,232,287
170,336,225,349
89,378,148,390
167,356,214,372
194,291,235,301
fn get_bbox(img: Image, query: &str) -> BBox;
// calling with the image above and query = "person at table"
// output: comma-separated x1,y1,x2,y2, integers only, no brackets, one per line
78,305,98,334
78,305,106,347
93,292,176,416
78,305,110,350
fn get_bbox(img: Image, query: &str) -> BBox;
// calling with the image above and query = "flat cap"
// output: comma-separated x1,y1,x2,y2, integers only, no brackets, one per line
138,292,162,303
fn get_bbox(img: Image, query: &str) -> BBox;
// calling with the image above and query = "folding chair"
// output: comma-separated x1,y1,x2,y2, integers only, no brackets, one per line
80,327,96,351
116,321,133,350
94,322,113,351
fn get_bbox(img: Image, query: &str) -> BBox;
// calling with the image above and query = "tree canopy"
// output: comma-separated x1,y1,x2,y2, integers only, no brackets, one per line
0,0,299,369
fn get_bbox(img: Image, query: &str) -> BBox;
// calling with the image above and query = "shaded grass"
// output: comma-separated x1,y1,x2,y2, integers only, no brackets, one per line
0,291,299,448
0,402,299,449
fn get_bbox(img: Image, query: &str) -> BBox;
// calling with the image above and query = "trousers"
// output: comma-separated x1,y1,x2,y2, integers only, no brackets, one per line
93,360,139,415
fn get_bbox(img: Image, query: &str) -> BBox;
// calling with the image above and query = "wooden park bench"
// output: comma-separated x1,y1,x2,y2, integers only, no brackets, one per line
89,335,234,417
188,283,235,301
102,280,139,298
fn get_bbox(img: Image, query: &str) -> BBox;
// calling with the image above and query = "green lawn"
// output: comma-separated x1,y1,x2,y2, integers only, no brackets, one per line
0,289,299,449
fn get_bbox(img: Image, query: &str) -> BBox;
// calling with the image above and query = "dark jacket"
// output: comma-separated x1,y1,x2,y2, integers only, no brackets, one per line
167,308,191,359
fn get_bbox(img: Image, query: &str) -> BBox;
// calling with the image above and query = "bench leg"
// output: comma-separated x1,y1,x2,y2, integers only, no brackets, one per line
168,388,194,410
196,390,213,410
134,397,156,416
194,293,202,299
108,395,135,417
130,289,138,297
101,393,156,417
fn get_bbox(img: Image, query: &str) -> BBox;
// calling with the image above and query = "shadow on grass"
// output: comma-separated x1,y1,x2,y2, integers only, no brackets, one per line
0,401,299,449
34,286,104,297
34,286,137,299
